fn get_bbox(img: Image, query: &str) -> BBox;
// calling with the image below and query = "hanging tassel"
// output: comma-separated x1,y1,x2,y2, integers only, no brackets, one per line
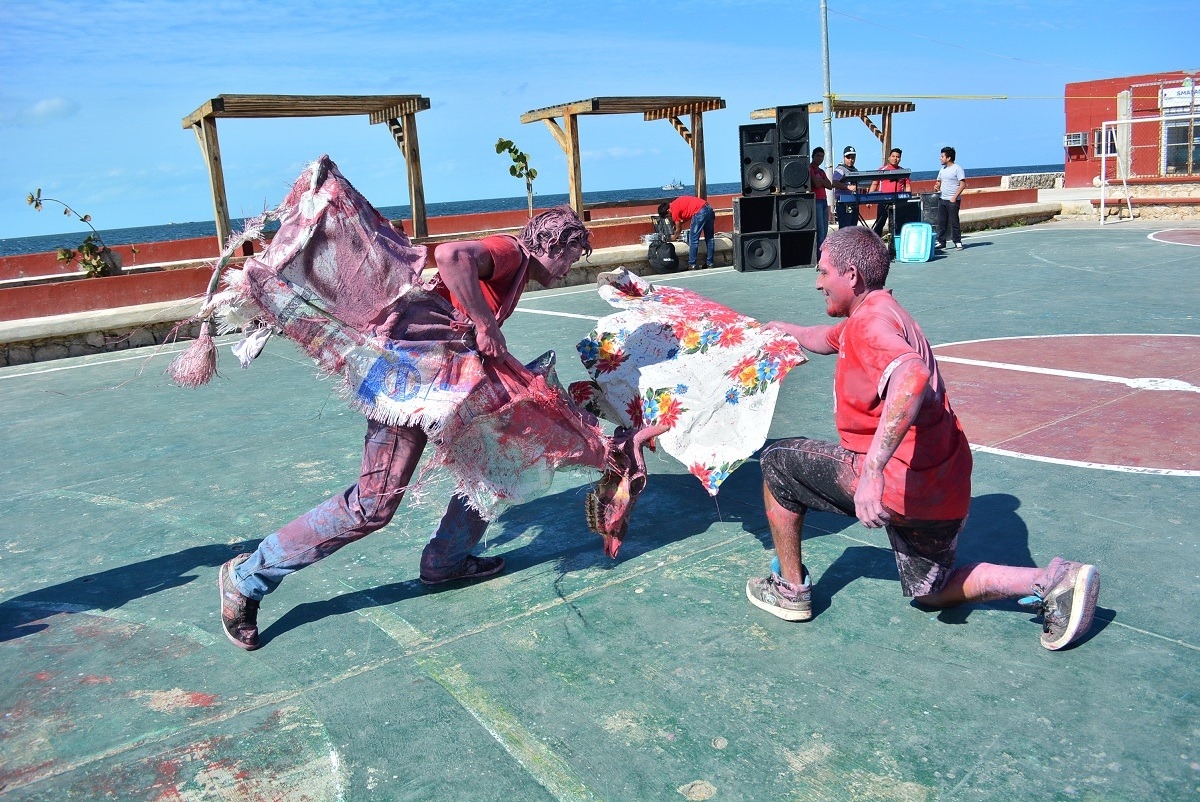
167,320,218,387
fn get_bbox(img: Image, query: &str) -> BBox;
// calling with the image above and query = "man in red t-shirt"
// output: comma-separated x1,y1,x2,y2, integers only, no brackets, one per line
746,226,1100,651
659,196,715,270
219,209,592,650
868,147,911,237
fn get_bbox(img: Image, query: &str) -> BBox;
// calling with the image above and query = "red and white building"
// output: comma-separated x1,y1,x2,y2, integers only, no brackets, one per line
1064,70,1199,188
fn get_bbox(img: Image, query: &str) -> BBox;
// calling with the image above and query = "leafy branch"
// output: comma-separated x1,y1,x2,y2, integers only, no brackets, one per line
495,138,537,218
26,188,129,277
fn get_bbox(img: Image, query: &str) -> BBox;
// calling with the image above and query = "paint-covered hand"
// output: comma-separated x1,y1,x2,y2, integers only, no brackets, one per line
475,323,508,360
854,467,890,528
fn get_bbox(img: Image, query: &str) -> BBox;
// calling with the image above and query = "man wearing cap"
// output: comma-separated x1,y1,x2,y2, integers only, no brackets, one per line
831,146,861,230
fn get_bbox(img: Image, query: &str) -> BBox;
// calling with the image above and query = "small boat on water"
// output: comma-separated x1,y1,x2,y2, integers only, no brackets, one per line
662,179,685,191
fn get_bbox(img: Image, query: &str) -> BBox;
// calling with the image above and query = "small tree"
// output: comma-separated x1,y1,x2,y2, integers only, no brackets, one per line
26,188,130,277
495,138,537,218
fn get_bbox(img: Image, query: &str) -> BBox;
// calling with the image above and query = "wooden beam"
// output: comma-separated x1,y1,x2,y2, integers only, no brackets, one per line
191,117,231,247
692,112,707,200
882,111,893,161
182,94,431,126
666,116,692,147
564,113,584,217
400,112,428,239
541,118,569,152
857,112,885,144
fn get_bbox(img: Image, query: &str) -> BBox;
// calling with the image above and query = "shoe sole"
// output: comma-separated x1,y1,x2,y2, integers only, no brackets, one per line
745,585,813,622
419,559,505,586
1042,564,1099,651
218,559,260,651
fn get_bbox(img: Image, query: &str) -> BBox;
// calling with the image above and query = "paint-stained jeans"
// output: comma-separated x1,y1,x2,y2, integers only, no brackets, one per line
759,437,964,597
233,419,489,600
688,203,716,267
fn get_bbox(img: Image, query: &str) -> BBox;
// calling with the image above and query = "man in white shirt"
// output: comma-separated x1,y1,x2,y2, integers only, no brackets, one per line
934,146,967,250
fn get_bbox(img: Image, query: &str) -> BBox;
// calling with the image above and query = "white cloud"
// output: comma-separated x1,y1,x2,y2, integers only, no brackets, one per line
17,97,79,126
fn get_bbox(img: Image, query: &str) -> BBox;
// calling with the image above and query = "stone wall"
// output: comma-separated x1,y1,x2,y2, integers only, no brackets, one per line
1,320,202,367
1001,172,1065,190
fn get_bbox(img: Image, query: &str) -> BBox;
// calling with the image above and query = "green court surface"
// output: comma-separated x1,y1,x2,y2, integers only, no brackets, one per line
2,220,1198,801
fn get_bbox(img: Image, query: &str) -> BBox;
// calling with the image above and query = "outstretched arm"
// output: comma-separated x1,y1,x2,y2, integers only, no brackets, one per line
854,357,930,527
435,241,506,359
763,321,838,355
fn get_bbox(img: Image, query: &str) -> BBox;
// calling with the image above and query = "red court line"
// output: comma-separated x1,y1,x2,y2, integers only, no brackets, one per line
1148,229,1200,247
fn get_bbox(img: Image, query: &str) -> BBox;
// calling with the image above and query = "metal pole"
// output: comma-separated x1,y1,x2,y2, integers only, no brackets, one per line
820,0,834,172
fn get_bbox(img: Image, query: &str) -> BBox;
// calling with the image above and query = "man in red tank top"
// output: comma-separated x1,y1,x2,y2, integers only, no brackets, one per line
745,226,1100,652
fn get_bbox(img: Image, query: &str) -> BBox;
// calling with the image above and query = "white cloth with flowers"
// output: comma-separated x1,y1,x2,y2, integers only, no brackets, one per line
569,269,806,495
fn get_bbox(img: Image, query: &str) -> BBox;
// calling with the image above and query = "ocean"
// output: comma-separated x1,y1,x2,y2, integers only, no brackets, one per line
1,164,1061,258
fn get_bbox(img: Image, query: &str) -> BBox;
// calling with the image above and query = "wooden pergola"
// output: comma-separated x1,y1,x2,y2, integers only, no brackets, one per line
182,94,432,245
751,99,917,163
520,96,726,215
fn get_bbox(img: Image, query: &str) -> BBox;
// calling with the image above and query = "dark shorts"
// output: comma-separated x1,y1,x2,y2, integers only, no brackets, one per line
760,437,965,597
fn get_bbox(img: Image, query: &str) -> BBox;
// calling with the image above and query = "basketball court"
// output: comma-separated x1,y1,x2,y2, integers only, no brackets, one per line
1,219,1198,800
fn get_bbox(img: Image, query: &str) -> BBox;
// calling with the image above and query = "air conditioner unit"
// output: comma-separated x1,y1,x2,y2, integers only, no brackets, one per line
1063,132,1087,147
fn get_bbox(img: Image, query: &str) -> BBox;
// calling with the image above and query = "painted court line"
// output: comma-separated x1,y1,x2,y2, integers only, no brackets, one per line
1149,230,1200,247
935,355,1200,393
970,443,1200,477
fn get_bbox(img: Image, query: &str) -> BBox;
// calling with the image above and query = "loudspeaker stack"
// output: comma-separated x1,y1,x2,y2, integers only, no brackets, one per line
734,105,817,272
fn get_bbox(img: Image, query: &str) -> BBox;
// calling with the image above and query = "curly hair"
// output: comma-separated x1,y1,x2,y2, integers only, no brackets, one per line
519,206,592,259
822,226,890,290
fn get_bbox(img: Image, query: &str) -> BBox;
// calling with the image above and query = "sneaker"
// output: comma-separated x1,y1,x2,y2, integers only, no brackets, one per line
219,553,261,650
704,263,715,269
1019,557,1100,651
954,242,965,250
420,554,505,586
746,565,812,622
687,263,698,271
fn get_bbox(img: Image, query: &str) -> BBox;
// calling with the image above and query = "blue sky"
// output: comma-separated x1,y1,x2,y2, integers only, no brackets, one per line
1,0,1195,240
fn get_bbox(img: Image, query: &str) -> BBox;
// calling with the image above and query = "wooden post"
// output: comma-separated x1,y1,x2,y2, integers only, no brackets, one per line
882,111,893,162
192,116,231,247
564,113,584,216
401,113,428,239
692,112,707,199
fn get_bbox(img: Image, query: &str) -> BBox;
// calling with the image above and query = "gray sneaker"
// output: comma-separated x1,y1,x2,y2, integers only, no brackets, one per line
420,554,505,586
1020,557,1100,650
746,564,812,621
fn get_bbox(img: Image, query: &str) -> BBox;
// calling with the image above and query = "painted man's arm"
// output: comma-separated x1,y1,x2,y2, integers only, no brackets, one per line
435,240,507,359
763,322,838,355
855,357,931,527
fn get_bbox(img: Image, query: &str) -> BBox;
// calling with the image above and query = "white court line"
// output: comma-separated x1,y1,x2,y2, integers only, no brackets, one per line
514,308,599,322
1148,229,1200,247
935,334,1200,476
970,443,1200,477
935,355,1200,393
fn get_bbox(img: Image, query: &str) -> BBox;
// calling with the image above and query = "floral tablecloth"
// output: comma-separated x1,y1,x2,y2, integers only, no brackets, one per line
569,269,806,495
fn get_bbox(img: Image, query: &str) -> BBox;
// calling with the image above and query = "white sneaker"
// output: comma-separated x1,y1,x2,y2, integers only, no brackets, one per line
954,242,965,250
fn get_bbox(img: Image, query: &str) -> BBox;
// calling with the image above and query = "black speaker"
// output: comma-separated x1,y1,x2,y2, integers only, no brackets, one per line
739,123,778,195
780,155,811,192
777,194,816,232
734,233,780,271
734,231,817,271
733,196,775,234
776,105,810,156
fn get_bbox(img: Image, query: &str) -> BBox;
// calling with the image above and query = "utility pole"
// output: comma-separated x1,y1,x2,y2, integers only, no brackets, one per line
820,0,834,175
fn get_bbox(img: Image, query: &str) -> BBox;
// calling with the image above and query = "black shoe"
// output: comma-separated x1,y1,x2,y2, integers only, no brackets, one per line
219,554,261,650
420,554,506,586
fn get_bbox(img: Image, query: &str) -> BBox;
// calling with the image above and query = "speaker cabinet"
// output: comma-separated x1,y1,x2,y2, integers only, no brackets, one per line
780,155,811,192
739,123,779,195
734,231,817,271
734,233,780,271
776,105,810,156
733,196,775,234
777,194,816,232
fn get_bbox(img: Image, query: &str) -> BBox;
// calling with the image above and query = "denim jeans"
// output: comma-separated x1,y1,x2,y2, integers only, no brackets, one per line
688,203,715,267
232,419,489,599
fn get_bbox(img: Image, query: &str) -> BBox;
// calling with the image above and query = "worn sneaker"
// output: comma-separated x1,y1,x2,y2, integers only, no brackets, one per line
1019,557,1100,651
746,565,812,622
219,553,261,651
420,554,505,586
